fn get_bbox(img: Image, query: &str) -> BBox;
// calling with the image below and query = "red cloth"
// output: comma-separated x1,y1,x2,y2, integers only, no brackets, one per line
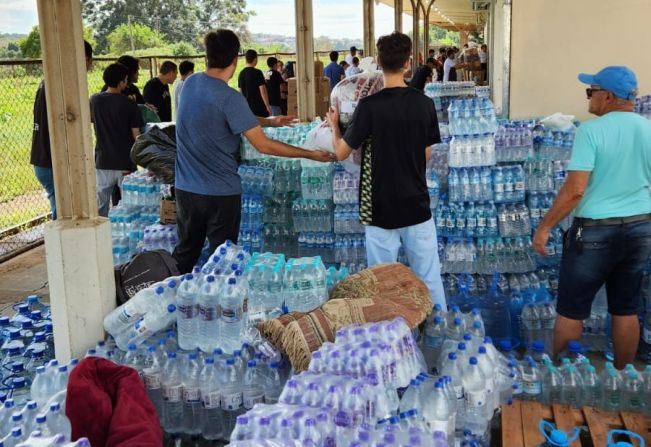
65,357,162,447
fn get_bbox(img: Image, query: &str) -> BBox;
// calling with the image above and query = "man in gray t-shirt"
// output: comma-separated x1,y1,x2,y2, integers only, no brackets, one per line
173,30,334,273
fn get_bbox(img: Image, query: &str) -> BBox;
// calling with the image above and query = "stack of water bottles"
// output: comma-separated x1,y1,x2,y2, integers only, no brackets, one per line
291,199,333,233
424,81,477,124
523,160,568,193
537,128,575,161
635,95,651,120
491,165,526,203
447,98,498,137
494,124,534,162
435,202,499,239
448,135,496,168
241,123,318,162
261,224,297,257
142,223,177,253
332,167,367,272
239,165,274,197
448,168,494,202
297,232,335,263
497,204,532,237
282,257,328,313
443,237,535,274
245,253,286,325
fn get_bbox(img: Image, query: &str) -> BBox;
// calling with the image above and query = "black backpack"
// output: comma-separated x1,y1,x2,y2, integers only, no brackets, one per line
114,250,180,305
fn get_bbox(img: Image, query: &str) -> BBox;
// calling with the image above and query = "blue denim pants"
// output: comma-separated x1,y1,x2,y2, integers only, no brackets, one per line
33,166,56,220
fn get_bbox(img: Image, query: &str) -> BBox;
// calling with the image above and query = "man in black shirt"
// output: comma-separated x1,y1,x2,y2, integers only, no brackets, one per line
238,50,271,117
409,57,435,91
265,57,284,116
31,40,93,220
90,63,144,217
327,32,446,308
143,60,177,122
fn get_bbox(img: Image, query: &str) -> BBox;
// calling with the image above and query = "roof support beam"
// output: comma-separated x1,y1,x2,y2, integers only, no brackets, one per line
410,0,422,70
394,0,403,32
294,0,316,121
36,0,115,361
421,0,435,58
363,0,376,58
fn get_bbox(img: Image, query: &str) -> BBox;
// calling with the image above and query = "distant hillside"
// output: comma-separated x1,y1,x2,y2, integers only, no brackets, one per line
250,33,363,52
0,33,25,46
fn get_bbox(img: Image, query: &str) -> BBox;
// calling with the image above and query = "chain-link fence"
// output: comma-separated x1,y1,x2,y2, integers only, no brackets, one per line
0,51,338,261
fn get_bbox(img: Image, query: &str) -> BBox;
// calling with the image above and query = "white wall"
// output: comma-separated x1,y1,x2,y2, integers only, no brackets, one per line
509,0,651,121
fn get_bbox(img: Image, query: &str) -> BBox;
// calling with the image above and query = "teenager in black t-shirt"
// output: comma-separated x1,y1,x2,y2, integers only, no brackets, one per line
30,41,93,220
327,31,446,308
90,63,144,217
143,60,177,122
238,50,271,117
265,56,284,116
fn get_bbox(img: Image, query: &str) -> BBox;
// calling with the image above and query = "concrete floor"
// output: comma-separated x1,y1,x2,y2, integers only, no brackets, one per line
0,243,49,312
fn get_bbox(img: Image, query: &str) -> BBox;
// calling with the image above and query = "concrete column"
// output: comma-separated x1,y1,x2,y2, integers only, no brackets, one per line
422,1,434,60
294,0,316,121
394,0,403,32
363,0,376,58
410,0,422,71
37,0,115,361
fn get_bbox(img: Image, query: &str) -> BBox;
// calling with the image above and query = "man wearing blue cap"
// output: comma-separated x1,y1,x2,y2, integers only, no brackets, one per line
533,66,651,369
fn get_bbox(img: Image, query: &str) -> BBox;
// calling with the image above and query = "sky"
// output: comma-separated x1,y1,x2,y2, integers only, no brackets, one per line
0,0,412,39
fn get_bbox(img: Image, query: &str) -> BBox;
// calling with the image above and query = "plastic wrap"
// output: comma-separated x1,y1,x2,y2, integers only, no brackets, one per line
130,124,177,184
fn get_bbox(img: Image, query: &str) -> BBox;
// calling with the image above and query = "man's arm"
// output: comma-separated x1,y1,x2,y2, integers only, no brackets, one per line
533,171,590,255
330,123,354,161
244,126,334,162
426,146,431,161
131,128,141,140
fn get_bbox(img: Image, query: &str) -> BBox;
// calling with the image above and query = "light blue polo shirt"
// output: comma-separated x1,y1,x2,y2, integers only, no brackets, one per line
569,111,651,219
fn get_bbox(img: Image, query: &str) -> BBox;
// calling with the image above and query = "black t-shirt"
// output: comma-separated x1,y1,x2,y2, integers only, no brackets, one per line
343,87,441,229
238,67,269,117
143,77,172,121
265,70,283,107
30,81,51,168
409,65,432,91
101,83,145,104
90,92,144,171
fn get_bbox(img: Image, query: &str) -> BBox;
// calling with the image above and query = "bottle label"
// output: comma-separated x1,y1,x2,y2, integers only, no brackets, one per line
531,208,541,218
199,304,217,322
494,183,504,193
465,389,487,407
425,335,444,348
163,384,182,402
523,380,542,395
119,302,140,324
221,306,243,323
178,303,195,320
183,387,201,403
477,217,487,227
488,218,498,228
221,392,243,410
243,391,265,409
515,181,525,191
454,385,464,400
446,218,455,229
643,327,651,344
467,218,477,228
144,373,161,390
201,391,221,409
429,418,451,434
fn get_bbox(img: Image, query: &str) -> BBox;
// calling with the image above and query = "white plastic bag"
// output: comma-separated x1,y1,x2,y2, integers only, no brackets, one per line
330,71,384,131
304,120,360,174
539,112,576,131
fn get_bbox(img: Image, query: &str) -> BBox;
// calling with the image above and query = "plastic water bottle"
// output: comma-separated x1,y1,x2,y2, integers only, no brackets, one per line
623,371,644,412
162,351,184,434
265,362,283,404
582,365,601,408
521,303,541,346
103,286,163,336
423,381,456,443
219,278,245,354
243,360,265,410
561,365,584,408
182,352,202,435
11,377,30,405
29,365,53,409
34,413,52,436
199,356,223,440
601,368,623,411
520,357,542,401
197,275,221,353
221,358,244,436
46,402,71,441
541,366,563,406
462,357,488,437
177,274,199,351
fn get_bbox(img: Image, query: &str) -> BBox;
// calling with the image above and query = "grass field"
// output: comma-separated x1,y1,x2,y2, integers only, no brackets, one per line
0,52,329,232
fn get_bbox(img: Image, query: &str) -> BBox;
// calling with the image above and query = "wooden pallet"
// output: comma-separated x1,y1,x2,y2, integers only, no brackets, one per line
501,400,651,447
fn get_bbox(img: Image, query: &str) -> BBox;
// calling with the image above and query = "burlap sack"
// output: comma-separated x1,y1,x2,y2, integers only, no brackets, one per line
258,263,432,371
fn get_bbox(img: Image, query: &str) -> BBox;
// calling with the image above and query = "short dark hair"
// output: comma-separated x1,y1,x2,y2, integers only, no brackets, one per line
352,57,359,65
426,57,435,66
340,61,348,67
179,60,195,76
159,60,177,75
376,32,411,73
329,51,339,62
103,63,129,88
84,40,93,59
245,49,258,63
204,30,240,69
350,46,357,53
116,55,139,82
439,48,447,54
267,56,278,68
428,49,435,54
447,49,456,58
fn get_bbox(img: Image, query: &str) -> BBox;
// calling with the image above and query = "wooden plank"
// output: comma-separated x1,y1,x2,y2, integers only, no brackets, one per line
294,0,316,121
621,412,651,447
501,400,525,447
521,401,545,447
584,407,617,447
552,404,582,447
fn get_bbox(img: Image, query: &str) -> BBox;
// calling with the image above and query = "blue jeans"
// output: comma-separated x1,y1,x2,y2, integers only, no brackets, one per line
34,166,56,220
365,218,446,308
270,105,282,116
557,219,651,320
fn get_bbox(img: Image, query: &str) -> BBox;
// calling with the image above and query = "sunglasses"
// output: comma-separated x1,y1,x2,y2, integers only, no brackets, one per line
585,87,605,99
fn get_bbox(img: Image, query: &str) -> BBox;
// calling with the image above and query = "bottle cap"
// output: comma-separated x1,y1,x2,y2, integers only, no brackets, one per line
247,360,256,368
469,357,478,365
155,286,165,295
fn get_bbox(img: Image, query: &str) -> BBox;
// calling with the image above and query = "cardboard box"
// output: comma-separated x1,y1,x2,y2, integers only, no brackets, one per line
286,77,331,117
160,199,176,224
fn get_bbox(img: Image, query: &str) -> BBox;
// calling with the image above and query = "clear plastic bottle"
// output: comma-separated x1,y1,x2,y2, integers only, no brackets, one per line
582,365,602,408
103,286,164,336
561,365,584,408
182,352,202,435
197,275,221,353
265,362,283,404
462,357,488,437
243,360,265,411
219,278,245,354
423,381,456,443
142,345,163,421
623,371,644,412
199,356,223,441
162,351,184,434
601,368,623,411
221,357,244,436
176,274,199,351
46,402,71,441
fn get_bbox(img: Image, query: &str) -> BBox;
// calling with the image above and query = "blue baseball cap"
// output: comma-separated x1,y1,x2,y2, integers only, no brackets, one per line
578,66,638,100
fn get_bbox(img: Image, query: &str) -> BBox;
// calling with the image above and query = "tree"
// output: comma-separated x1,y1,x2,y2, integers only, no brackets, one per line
171,41,197,56
314,36,334,52
18,26,41,58
195,0,255,43
107,23,167,54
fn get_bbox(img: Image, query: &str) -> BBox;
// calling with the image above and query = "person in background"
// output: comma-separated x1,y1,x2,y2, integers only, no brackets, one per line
428,48,436,60
173,30,335,273
143,60,177,122
444,49,466,82
480,44,488,83
278,60,289,115
326,31,446,309
345,46,358,66
345,57,362,78
265,57,284,116
173,60,195,114
238,49,272,117
282,61,295,80
409,57,435,91
31,40,93,220
324,51,346,90
435,47,447,81
533,66,651,370
340,60,350,74
91,63,144,217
